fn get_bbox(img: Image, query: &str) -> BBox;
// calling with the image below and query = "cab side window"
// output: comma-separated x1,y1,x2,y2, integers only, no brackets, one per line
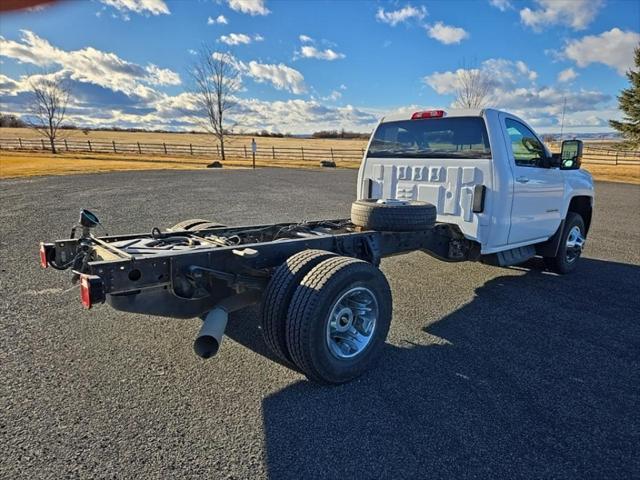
505,118,547,167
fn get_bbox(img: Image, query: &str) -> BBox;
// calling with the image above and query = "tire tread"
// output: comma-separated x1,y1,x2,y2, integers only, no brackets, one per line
351,199,437,231
261,250,336,362
286,257,390,384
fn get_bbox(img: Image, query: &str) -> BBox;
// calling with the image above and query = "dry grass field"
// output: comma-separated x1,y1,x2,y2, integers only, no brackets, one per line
2,149,637,184
579,164,640,184
0,127,369,150
1,128,638,184
0,151,207,178
0,150,364,179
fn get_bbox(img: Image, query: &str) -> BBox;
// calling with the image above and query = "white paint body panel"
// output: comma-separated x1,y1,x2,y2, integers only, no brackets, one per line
356,108,594,255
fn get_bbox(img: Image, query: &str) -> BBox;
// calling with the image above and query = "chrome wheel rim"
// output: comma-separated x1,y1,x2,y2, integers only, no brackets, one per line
565,225,585,263
326,287,378,359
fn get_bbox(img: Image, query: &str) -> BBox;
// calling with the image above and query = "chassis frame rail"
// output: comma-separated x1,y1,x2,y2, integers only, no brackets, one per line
41,219,479,318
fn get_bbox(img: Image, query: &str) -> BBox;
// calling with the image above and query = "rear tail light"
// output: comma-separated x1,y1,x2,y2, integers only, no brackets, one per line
411,110,445,120
39,243,49,268
80,274,105,309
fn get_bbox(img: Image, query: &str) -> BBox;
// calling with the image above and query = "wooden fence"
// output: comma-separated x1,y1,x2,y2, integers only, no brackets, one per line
1,137,638,166
579,145,640,165
0,137,365,164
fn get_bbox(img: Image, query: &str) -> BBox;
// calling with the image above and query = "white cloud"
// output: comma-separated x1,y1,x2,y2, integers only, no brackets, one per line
230,99,376,133
426,22,469,45
0,32,374,134
145,64,181,85
375,5,427,26
520,0,603,32
514,60,538,81
494,86,609,115
99,0,169,15
299,35,313,43
422,57,613,132
296,45,345,61
322,90,342,102
0,30,181,98
564,28,640,76
219,33,253,45
227,0,270,16
489,0,512,11
563,114,608,127
254,34,264,42
245,61,306,94
0,58,613,134
557,68,578,83
485,58,537,84
425,69,462,95
3,82,378,134
339,84,347,90
0,73,27,96
207,15,228,25
425,59,538,95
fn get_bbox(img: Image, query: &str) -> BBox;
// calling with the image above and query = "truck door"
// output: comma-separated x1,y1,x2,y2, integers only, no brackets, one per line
501,115,564,245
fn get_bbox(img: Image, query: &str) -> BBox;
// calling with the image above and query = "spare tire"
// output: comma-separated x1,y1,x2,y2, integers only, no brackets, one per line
351,199,437,231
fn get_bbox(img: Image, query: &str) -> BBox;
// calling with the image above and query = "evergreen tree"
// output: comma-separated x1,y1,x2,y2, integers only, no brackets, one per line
609,46,640,147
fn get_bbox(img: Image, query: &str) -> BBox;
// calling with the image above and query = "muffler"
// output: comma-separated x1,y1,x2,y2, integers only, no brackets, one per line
193,291,260,359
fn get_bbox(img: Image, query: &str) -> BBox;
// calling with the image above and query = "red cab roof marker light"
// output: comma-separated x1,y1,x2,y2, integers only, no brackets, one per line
411,110,446,120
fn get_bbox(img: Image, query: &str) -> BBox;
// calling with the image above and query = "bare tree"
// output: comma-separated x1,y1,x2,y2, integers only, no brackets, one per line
189,47,241,161
454,67,492,109
28,75,70,154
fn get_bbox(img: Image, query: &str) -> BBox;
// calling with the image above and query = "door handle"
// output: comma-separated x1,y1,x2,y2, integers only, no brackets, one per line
516,176,529,183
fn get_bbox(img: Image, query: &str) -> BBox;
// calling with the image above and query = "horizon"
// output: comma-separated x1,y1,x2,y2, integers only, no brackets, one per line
0,0,638,135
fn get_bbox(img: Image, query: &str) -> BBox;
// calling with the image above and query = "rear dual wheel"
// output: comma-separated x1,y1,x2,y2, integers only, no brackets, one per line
261,252,392,384
260,249,337,364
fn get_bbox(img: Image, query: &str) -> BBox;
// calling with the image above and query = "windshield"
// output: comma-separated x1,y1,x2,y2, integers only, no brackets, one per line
368,117,491,159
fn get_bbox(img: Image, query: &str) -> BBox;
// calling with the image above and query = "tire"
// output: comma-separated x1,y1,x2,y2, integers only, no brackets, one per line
544,212,586,274
260,249,336,363
351,199,437,231
286,256,392,384
167,219,224,232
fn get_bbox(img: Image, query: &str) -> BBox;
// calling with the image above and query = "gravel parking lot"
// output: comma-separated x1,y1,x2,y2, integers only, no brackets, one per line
1,168,639,479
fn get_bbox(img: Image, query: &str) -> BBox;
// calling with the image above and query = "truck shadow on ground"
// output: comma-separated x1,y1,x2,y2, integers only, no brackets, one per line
224,257,640,479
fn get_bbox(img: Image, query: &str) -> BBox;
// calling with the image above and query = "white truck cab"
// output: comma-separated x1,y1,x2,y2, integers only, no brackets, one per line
357,108,594,273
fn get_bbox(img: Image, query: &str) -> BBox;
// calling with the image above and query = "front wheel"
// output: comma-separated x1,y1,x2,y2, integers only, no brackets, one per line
544,212,586,274
286,256,392,384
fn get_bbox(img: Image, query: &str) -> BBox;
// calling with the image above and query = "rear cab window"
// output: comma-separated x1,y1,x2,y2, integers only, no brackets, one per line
367,116,491,159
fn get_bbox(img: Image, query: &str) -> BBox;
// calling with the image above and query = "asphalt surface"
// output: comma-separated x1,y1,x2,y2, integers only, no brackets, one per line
1,168,639,479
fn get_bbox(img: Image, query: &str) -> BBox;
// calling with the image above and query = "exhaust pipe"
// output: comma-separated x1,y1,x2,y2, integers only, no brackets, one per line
194,308,228,358
193,291,260,359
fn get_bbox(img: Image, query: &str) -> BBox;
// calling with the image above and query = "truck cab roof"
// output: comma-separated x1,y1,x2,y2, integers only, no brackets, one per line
381,108,502,123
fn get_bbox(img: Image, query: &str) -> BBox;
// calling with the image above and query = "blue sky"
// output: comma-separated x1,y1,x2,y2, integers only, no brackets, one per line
1,0,638,134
